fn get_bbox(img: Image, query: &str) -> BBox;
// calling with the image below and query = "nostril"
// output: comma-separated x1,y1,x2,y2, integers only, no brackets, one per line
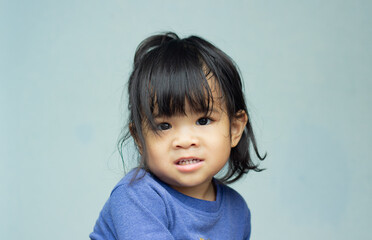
173,136,199,149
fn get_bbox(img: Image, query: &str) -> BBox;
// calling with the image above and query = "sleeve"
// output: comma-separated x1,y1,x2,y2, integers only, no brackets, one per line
90,183,175,240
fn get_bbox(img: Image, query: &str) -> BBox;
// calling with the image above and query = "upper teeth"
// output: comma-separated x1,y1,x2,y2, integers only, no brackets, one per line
178,159,200,165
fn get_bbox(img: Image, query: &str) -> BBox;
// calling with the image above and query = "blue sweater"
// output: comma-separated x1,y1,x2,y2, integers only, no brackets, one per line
90,169,251,240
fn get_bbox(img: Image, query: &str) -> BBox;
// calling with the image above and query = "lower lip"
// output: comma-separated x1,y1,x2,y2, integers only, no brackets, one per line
175,161,204,173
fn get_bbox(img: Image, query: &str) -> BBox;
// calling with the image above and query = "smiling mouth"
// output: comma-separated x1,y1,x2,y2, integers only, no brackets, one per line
176,158,202,165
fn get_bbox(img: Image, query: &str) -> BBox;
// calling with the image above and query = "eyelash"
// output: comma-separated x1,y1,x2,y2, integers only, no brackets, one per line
156,117,213,131
196,117,212,126
157,122,171,131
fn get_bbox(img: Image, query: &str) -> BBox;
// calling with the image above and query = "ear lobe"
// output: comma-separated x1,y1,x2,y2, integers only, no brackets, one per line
129,123,143,154
230,110,248,148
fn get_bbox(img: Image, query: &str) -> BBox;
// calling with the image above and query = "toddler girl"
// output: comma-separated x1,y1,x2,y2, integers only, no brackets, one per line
90,32,265,240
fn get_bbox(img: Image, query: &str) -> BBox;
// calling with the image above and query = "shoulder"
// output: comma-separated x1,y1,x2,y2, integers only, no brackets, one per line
109,168,169,208
91,169,175,239
218,182,251,215
218,183,252,239
219,183,247,204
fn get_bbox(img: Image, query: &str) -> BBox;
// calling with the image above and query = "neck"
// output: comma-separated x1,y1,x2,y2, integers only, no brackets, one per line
171,179,216,201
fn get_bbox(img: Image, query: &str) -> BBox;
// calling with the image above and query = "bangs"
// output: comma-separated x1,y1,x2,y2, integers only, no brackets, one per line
137,39,217,129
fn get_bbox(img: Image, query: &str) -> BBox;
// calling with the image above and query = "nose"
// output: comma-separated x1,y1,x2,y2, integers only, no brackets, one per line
171,127,199,149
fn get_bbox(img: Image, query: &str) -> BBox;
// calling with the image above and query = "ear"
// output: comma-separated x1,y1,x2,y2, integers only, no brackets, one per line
129,123,143,154
230,110,248,148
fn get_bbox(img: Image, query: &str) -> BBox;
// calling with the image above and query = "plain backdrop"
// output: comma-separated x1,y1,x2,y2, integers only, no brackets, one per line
1,0,371,239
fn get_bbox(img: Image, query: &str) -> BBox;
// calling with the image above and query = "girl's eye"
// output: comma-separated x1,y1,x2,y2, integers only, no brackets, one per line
196,117,212,126
157,122,171,130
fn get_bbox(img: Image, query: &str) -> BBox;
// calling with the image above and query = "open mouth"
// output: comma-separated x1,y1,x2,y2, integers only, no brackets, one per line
176,158,202,165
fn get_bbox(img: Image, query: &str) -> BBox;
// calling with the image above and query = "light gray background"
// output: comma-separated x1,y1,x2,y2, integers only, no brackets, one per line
1,0,371,239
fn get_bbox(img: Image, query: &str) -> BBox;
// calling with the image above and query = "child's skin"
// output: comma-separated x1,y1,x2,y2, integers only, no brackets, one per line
139,78,248,201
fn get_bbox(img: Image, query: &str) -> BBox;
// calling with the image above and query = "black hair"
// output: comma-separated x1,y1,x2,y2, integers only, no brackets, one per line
118,32,265,184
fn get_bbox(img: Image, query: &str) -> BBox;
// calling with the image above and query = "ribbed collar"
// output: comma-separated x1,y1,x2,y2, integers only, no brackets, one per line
151,173,223,214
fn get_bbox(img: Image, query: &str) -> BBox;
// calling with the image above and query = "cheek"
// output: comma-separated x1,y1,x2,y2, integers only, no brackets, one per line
144,135,169,165
144,145,161,173
210,123,232,156
145,138,159,157
213,122,232,142
206,127,232,153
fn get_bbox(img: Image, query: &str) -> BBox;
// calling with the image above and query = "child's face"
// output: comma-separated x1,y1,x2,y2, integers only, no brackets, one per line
141,81,247,200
